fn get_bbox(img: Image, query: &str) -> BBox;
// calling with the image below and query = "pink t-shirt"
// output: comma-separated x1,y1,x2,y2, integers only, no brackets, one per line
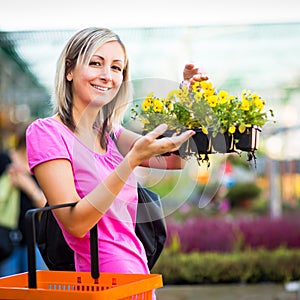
26,117,149,274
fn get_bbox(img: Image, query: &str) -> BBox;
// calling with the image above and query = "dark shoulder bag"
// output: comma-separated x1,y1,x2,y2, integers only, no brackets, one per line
37,202,76,271
135,183,167,270
37,185,166,271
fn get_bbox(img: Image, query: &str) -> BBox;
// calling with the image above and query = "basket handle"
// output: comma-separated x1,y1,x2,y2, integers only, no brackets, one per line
25,203,99,288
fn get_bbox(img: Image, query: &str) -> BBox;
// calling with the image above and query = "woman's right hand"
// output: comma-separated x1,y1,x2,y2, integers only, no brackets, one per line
127,124,195,169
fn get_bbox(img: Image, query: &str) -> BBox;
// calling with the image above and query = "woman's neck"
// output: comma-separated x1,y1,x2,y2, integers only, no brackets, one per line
72,108,106,154
72,105,100,133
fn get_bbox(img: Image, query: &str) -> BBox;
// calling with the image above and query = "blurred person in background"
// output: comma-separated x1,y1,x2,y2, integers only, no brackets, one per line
0,123,48,277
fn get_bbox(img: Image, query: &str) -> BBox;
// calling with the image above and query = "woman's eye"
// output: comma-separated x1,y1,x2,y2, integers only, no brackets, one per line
112,65,122,72
90,61,101,66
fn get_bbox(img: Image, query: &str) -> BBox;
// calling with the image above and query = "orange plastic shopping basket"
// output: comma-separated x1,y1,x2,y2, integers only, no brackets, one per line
0,203,163,299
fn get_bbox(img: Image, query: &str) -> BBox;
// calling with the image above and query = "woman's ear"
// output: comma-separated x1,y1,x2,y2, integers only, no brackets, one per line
66,59,73,81
66,72,73,81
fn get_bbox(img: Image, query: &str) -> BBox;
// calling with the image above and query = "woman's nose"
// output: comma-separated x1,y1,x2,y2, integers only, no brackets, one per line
100,66,112,82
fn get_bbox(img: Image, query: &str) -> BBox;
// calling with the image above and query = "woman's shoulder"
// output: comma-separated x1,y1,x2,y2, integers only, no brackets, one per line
26,116,74,149
29,116,64,130
110,124,123,140
26,117,73,172
27,117,72,137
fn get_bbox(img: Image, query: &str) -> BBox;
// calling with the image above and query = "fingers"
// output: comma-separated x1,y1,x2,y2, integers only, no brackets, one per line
183,63,209,84
135,127,194,155
128,128,196,168
156,129,195,154
194,73,209,80
146,123,168,140
190,74,209,88
172,130,195,147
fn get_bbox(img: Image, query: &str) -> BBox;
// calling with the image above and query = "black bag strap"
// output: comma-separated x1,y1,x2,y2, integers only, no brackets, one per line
25,203,99,288
38,202,75,271
136,184,167,270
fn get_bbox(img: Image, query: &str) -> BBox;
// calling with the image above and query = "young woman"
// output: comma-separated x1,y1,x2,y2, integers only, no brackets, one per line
26,27,208,279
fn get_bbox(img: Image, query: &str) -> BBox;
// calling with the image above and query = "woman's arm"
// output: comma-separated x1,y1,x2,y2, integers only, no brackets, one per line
33,124,194,238
33,154,135,238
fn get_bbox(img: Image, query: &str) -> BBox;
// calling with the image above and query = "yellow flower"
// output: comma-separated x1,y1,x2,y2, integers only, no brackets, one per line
160,97,166,104
207,95,218,107
194,91,203,102
192,81,201,92
241,99,250,111
241,89,251,100
251,93,260,102
253,98,264,110
238,124,246,133
202,126,208,135
207,88,215,97
166,90,177,102
200,81,212,90
141,119,150,124
142,99,152,111
153,99,164,112
167,101,174,111
142,92,155,111
145,91,154,100
218,90,228,104
228,95,236,102
228,125,236,134
200,82,214,96
176,86,189,98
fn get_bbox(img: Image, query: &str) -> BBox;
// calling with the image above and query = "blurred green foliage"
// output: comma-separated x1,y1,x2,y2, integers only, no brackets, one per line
152,247,300,284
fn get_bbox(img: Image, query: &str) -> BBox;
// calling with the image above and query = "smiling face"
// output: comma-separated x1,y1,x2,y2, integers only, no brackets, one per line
67,40,125,110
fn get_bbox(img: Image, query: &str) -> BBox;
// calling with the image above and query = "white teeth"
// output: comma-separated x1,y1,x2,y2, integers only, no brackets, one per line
92,84,108,91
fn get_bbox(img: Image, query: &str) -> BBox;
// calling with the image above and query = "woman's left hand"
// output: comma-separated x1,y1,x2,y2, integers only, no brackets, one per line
127,124,195,169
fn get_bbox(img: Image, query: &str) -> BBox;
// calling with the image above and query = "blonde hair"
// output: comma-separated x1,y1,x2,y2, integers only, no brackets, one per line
52,27,132,148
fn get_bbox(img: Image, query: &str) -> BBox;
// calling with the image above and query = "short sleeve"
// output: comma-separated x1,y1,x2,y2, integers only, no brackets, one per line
111,124,124,140
26,118,71,173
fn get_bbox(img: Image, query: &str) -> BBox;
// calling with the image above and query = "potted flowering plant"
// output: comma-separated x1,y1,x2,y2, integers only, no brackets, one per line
193,81,273,153
131,80,274,164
